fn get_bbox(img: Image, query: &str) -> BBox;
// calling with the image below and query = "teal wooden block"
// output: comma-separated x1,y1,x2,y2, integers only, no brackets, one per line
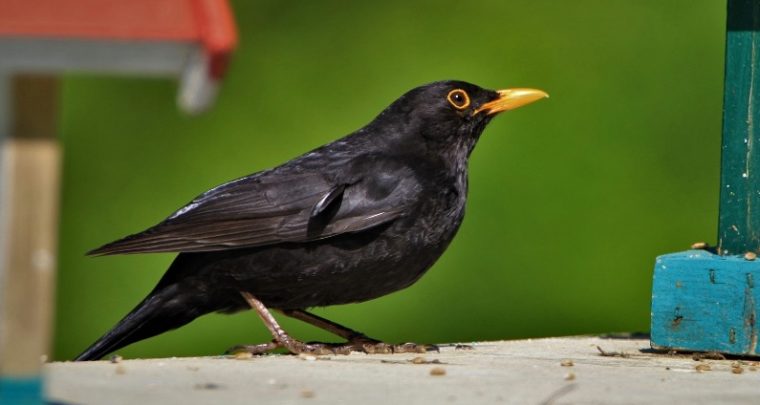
651,250,760,355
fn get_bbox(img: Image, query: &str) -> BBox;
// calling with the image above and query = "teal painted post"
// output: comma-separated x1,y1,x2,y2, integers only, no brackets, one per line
718,0,760,256
650,0,760,356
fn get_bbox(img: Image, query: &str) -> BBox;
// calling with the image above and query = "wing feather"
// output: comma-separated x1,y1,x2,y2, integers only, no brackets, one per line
89,156,421,255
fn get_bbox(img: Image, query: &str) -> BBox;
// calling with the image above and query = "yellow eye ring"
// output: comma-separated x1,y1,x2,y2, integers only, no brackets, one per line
447,89,470,110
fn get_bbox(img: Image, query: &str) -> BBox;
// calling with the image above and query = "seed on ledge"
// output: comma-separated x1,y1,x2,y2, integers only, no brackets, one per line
430,367,446,376
695,364,711,373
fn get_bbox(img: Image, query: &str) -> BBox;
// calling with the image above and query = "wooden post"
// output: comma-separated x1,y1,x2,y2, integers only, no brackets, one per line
0,3,236,402
650,0,760,356
718,0,760,256
0,75,60,403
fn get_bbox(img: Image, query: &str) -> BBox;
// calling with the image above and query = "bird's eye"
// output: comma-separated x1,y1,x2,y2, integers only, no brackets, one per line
447,89,471,110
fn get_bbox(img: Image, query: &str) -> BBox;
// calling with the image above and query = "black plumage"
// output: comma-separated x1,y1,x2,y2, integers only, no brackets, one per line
76,80,547,361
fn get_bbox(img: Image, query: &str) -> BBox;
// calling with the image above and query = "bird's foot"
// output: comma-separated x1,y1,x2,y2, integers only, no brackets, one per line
226,339,350,356
226,339,438,356
345,336,439,354
300,340,438,355
390,342,440,353
284,339,343,355
238,295,436,356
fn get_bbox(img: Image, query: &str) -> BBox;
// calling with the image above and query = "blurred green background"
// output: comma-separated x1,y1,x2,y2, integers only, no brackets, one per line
53,0,726,360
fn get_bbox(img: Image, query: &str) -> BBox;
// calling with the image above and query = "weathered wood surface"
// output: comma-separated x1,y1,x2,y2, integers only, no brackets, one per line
651,250,760,355
46,336,760,405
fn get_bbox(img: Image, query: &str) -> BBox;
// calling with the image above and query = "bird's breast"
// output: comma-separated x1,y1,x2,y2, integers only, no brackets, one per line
411,176,467,245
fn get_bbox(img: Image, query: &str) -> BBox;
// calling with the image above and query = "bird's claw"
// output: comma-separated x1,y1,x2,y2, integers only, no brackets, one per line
225,341,279,355
227,340,338,356
393,342,440,353
318,341,439,354
288,340,338,356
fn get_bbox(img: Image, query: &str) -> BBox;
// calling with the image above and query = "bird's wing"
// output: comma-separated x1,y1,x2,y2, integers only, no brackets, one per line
88,156,421,255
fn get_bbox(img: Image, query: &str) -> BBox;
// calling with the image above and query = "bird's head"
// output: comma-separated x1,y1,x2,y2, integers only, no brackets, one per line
370,80,547,159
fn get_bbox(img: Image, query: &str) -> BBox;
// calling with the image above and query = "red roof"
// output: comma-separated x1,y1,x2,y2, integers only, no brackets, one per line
0,0,237,78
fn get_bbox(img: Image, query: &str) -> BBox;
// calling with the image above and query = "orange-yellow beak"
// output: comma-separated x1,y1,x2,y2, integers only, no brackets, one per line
474,88,549,116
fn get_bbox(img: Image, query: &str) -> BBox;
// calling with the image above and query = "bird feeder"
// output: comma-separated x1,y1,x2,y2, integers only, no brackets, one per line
0,1,237,403
651,0,760,356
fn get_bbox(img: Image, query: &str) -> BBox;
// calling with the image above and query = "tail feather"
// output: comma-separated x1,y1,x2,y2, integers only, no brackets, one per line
75,284,209,361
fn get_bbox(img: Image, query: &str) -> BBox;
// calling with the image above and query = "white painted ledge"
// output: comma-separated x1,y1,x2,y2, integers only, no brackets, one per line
46,336,760,405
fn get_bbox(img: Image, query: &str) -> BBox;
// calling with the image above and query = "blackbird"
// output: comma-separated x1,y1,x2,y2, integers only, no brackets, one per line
75,80,547,361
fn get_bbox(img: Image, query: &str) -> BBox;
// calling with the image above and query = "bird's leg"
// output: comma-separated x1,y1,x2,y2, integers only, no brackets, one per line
229,292,438,355
235,291,335,355
280,309,388,353
280,309,376,341
281,309,438,354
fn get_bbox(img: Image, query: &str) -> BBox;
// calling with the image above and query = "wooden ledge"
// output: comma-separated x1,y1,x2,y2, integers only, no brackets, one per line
46,336,760,404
